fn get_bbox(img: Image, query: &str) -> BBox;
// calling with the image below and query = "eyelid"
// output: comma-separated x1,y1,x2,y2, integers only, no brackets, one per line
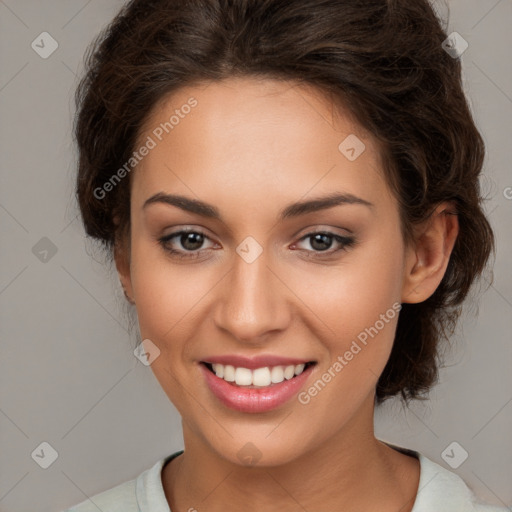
158,226,356,262
160,227,217,247
291,230,356,253
292,223,354,237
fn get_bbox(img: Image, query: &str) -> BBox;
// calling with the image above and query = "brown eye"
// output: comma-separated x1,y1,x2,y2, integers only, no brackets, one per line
179,232,205,251
293,231,356,256
309,233,334,251
158,229,216,260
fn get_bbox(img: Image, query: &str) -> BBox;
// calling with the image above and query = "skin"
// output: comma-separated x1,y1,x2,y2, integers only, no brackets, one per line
115,77,459,511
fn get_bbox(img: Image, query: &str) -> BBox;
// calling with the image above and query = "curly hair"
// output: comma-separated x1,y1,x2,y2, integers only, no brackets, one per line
74,0,495,403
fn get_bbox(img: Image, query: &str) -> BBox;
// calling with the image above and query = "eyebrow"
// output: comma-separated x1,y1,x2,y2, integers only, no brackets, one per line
143,191,374,220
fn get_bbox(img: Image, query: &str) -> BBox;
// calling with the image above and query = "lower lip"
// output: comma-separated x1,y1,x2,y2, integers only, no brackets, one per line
200,363,315,413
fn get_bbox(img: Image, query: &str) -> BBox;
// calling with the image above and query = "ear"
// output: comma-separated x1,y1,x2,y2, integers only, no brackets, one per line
114,232,134,304
401,202,459,304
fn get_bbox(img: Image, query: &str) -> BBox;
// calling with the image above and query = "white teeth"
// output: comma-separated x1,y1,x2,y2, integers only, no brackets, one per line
223,365,235,382
252,367,271,387
294,363,305,375
212,363,224,378
270,366,284,384
283,365,295,380
234,367,252,386
208,362,309,387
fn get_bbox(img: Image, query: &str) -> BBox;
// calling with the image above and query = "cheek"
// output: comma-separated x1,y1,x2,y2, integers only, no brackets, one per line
290,245,403,339
129,240,214,339
285,241,404,398
129,246,210,407
131,228,404,342
291,266,402,424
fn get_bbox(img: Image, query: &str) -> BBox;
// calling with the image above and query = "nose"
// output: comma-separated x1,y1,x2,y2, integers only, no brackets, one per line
213,248,291,344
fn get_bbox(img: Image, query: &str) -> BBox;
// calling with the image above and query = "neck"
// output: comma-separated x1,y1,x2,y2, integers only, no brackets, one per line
163,398,420,512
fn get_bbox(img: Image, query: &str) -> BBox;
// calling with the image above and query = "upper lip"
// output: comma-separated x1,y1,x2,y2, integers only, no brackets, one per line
201,354,315,369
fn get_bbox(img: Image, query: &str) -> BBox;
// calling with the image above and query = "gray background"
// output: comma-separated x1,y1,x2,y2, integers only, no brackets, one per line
0,1,510,510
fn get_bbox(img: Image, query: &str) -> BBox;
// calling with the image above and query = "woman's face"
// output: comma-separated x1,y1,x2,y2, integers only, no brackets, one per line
120,77,416,466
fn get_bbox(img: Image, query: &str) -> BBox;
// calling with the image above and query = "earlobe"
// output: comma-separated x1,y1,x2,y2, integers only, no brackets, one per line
114,238,135,305
401,202,459,304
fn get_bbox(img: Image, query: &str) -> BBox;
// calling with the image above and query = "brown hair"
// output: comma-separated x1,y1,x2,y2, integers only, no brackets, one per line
74,0,494,403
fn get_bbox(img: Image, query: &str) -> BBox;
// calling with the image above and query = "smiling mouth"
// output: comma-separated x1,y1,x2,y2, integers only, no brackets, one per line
201,361,316,388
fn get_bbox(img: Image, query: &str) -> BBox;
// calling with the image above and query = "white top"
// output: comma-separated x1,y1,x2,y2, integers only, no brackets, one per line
62,448,508,511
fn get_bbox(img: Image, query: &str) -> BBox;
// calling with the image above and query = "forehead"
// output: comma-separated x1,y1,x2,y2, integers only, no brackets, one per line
132,77,392,214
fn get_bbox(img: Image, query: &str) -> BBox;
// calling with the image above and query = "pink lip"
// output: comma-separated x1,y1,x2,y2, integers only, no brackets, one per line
202,354,312,370
200,362,315,413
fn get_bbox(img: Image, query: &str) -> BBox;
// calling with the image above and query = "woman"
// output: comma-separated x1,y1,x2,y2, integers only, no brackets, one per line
64,0,506,510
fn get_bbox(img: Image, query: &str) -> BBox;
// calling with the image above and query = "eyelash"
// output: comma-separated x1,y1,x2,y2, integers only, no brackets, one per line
158,228,356,261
